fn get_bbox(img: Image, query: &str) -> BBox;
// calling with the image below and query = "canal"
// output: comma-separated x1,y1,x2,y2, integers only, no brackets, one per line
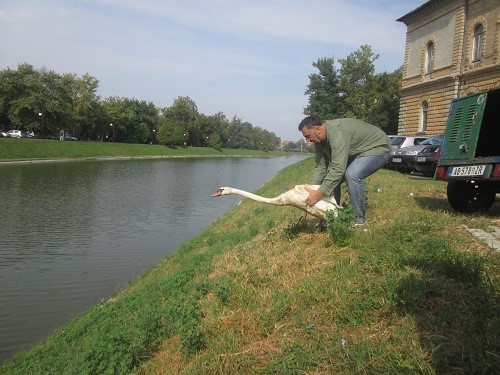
0,155,306,363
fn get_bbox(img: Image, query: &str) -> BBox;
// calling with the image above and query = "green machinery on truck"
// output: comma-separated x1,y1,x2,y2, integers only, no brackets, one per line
435,87,500,213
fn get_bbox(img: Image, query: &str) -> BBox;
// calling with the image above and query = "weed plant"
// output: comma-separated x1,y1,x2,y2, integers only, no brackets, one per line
326,203,356,246
1,158,499,375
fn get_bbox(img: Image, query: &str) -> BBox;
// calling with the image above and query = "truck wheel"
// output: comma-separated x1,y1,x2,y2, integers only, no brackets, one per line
447,181,496,213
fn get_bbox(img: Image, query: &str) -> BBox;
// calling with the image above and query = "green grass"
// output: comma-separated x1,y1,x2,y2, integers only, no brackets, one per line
0,138,291,161
1,159,499,374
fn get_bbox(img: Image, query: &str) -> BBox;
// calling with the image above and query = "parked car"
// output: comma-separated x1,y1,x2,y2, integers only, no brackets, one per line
7,130,27,138
414,145,442,177
0,131,10,138
388,135,444,173
62,135,78,141
390,135,429,152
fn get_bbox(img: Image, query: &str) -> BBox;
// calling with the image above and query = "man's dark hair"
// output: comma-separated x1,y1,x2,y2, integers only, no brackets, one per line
298,115,323,131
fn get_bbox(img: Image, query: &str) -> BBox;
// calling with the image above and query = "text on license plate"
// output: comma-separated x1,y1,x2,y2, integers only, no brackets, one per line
449,165,486,177
416,157,426,162
392,158,402,163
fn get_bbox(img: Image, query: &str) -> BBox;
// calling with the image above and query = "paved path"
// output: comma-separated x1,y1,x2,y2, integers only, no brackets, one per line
467,226,500,252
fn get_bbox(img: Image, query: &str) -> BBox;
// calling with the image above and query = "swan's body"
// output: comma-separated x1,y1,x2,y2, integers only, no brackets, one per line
211,184,339,220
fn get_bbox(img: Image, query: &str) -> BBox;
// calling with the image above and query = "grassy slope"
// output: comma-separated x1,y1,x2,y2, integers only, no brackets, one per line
1,159,499,374
0,138,290,161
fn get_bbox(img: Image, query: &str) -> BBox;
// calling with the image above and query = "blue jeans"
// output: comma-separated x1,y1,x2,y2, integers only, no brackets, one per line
333,154,388,224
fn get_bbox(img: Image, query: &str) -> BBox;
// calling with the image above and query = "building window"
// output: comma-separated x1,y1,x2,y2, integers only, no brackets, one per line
425,42,434,74
421,101,429,132
472,24,483,61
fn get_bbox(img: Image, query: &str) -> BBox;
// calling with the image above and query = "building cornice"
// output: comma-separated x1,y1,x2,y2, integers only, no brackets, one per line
396,0,455,25
401,75,456,93
462,64,500,79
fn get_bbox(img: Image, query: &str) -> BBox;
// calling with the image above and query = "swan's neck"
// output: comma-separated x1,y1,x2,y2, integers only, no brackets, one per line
227,188,282,205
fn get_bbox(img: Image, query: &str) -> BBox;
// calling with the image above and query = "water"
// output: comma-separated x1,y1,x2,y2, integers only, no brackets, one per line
0,155,306,363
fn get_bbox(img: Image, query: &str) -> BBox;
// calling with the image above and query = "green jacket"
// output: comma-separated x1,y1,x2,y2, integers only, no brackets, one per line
311,118,390,196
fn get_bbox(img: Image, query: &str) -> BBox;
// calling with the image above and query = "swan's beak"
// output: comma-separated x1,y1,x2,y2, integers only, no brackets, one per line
211,188,223,197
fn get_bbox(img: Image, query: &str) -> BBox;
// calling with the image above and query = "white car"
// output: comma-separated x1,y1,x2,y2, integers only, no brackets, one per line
7,130,27,138
390,135,429,152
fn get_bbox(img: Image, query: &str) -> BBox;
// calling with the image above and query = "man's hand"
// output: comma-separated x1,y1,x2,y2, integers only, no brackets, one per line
304,185,325,206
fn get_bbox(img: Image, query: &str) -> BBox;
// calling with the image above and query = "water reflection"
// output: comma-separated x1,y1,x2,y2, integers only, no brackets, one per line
0,155,306,363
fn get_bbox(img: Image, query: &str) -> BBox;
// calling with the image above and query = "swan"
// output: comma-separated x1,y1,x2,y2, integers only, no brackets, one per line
211,184,339,220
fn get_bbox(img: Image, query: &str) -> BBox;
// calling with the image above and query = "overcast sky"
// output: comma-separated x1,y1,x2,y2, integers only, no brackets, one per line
0,0,425,141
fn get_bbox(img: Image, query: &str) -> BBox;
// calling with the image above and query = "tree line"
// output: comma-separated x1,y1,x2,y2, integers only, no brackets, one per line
0,45,401,149
0,63,280,149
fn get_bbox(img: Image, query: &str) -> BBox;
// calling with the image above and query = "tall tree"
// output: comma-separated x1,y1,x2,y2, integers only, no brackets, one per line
159,96,200,146
102,97,157,143
304,45,401,133
0,64,46,132
369,68,402,134
338,45,379,121
304,57,344,119
199,113,228,148
71,73,102,140
229,116,254,149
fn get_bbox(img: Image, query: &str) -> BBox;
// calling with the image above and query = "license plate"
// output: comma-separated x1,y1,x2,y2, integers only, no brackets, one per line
392,158,402,163
449,165,486,177
417,156,426,162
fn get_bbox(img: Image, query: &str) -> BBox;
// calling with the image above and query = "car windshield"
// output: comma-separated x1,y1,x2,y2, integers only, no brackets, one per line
420,135,444,145
390,136,405,145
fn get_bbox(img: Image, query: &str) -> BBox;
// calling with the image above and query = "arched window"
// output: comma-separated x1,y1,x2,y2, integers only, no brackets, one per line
472,24,484,61
421,101,429,132
425,42,434,74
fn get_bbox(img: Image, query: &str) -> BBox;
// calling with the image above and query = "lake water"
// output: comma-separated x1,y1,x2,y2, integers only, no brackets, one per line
0,155,306,363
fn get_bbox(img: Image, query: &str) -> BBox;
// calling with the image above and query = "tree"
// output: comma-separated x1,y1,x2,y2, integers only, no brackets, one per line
304,57,344,119
71,73,102,140
304,45,401,133
253,126,279,151
229,116,254,149
338,45,378,120
369,68,402,134
0,64,101,139
159,96,200,146
199,113,228,148
101,97,157,143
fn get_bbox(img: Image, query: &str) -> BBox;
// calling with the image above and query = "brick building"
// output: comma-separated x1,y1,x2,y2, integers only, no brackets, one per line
396,0,500,136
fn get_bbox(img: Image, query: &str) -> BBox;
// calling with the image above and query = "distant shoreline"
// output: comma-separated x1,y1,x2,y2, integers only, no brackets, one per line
0,139,308,165
0,154,264,165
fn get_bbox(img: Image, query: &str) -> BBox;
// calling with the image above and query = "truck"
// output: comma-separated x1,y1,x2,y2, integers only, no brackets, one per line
435,87,500,213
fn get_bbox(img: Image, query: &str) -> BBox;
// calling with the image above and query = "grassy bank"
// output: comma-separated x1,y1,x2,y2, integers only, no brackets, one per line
1,159,499,374
0,138,292,161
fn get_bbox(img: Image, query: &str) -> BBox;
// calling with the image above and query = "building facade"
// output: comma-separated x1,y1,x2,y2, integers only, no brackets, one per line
397,0,500,135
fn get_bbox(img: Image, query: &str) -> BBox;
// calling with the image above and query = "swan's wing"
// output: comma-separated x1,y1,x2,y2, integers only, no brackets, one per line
295,184,339,208
314,200,338,211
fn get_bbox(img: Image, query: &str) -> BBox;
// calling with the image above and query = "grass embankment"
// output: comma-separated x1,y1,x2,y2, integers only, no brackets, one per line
0,138,291,161
1,159,499,374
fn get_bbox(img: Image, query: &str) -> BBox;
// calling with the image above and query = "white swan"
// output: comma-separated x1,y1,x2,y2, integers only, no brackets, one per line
211,184,339,220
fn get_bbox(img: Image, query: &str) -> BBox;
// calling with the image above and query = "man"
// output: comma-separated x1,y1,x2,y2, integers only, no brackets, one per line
298,115,390,226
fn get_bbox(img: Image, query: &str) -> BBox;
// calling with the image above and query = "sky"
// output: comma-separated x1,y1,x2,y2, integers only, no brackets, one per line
0,0,426,141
